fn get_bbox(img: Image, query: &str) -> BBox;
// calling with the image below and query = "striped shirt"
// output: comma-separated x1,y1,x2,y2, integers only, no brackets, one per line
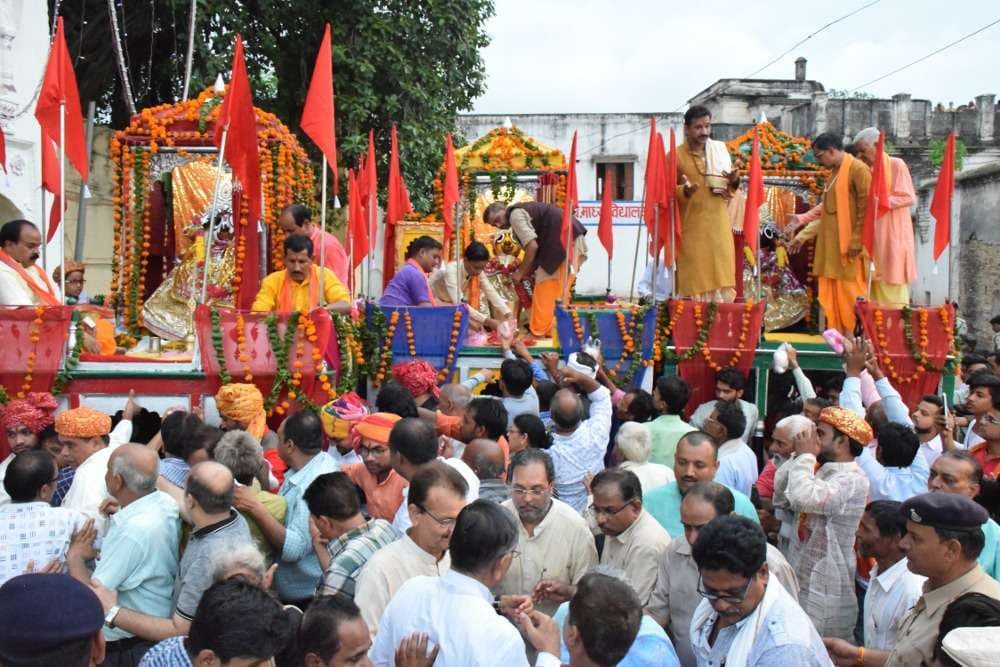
318,518,397,598
137,636,191,667
51,467,75,507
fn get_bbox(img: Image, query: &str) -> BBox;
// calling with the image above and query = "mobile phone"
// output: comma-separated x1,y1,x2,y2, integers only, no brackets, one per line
940,393,949,417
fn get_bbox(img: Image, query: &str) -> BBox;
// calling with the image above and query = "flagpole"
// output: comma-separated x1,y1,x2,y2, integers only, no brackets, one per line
201,128,229,303
629,179,648,304
651,206,659,304
866,187,879,300
367,203,375,298
59,102,66,304
453,203,461,306
669,202,677,299
319,155,328,305
947,189,954,302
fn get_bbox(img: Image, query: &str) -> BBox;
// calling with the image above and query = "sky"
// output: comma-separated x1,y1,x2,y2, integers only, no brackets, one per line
471,0,1000,114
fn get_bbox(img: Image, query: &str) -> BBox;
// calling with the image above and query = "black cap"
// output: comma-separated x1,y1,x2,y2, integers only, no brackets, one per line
902,492,989,532
0,573,104,662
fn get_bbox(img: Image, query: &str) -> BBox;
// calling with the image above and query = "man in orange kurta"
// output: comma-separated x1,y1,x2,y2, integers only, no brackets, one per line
791,133,871,333
673,106,740,301
853,127,917,307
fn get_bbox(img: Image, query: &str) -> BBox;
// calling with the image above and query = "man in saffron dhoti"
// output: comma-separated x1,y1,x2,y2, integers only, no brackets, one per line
0,220,60,306
252,235,351,315
790,133,871,333
672,106,741,301
853,127,917,307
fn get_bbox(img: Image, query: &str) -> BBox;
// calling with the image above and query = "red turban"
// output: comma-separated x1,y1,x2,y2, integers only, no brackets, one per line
391,360,441,399
0,392,58,433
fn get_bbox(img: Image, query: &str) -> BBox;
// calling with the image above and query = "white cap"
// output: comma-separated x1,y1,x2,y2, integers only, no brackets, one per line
943,627,1000,667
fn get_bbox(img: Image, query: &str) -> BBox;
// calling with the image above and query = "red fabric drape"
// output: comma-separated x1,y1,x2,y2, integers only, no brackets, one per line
857,302,955,410
668,299,767,416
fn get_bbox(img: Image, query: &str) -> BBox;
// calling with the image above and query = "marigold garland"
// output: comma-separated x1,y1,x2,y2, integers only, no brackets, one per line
210,310,232,385
437,309,465,383
700,300,754,372
18,306,45,398
873,306,956,383
373,310,401,386
234,312,252,382
404,311,417,357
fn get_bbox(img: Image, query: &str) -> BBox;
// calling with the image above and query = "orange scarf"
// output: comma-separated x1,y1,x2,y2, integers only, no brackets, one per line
0,250,60,305
408,259,437,306
833,153,856,261
277,266,320,314
468,272,481,310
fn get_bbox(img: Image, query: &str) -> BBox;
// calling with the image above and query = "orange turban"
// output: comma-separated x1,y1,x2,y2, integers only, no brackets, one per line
52,261,85,285
54,406,112,439
0,392,58,433
818,406,874,445
353,412,401,446
215,383,267,439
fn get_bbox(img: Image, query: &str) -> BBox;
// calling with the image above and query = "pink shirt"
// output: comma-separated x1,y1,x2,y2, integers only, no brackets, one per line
310,227,349,287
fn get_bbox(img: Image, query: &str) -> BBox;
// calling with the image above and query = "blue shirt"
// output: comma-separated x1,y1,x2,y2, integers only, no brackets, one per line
159,458,190,489
644,481,759,539
275,452,338,601
138,636,191,667
51,466,75,507
553,601,680,666
93,491,180,641
980,517,1000,580
380,262,432,306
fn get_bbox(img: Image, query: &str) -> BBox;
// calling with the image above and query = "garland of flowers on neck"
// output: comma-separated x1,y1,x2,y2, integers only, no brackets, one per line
873,305,957,383
52,311,85,394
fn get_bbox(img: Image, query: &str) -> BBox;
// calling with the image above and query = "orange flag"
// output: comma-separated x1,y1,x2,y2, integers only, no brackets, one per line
348,168,368,270
383,124,412,286
743,125,765,254
598,168,614,256
642,118,664,242
862,130,891,259
662,127,682,257
35,17,89,241
362,130,377,254
442,133,460,242
561,131,579,253
300,23,338,195
931,132,956,261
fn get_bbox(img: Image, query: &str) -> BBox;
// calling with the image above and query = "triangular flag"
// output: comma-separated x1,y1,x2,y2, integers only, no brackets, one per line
862,130,891,259
363,130,377,261
561,131,578,253
663,127,682,257
40,137,61,241
35,17,89,242
300,23,339,195
348,168,368,270
642,118,663,243
931,132,956,261
598,168,614,256
743,125,765,254
383,124,413,286
442,133,460,243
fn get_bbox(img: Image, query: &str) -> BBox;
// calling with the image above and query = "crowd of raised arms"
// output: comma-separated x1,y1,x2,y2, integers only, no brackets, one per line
3,322,1000,667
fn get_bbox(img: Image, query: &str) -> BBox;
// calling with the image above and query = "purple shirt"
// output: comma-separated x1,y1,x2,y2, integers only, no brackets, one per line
380,262,432,306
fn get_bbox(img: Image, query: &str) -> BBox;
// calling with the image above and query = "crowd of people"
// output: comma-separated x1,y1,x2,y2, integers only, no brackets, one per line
2,325,1000,667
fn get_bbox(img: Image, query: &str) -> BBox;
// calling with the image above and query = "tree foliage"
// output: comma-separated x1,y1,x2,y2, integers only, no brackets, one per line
50,0,495,211
929,137,967,171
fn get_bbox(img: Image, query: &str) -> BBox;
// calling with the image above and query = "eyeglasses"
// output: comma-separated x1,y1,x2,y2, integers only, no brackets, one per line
588,502,632,517
414,503,458,527
512,486,550,498
697,575,755,604
359,445,389,456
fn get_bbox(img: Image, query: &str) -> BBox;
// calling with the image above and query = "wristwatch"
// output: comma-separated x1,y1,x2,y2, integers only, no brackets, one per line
105,605,121,628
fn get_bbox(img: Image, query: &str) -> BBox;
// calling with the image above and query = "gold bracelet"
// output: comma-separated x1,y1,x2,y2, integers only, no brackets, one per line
856,646,865,667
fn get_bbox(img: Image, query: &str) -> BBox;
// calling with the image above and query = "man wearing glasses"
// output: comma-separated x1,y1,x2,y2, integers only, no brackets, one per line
495,448,597,616
688,515,829,666
339,412,408,521
355,462,468,635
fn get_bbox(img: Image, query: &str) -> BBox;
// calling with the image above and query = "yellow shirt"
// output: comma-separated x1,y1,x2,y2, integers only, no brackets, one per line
251,267,350,312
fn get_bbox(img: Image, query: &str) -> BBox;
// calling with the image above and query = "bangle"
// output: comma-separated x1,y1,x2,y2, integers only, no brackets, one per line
856,646,865,666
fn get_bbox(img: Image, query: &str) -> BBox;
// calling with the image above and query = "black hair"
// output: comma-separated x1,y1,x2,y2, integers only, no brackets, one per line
573,351,597,372
467,398,508,440
463,241,490,262
299,594,362,663
405,235,443,259
483,201,507,223
968,373,1000,406
0,220,38,247
813,132,844,152
936,593,1000,667
622,389,656,423
934,525,986,561
683,105,711,126
193,425,224,459
283,410,323,454
508,447,555,483
409,461,468,508
160,411,205,460
449,500,518,576
804,396,833,411
186,467,234,515
961,353,988,369
283,233,314,257
714,400,747,441
684,480,735,517
678,430,720,454
185,580,291,663
992,315,1000,326
513,413,551,449
877,422,921,468
655,375,690,415
691,515,767,579
567,573,642,667
591,468,642,504
282,204,312,227
865,500,907,539
940,450,984,487
535,381,558,412
921,394,944,410
304,472,361,521
375,381,419,418
388,418,438,466
4,450,56,502
716,368,747,392
500,359,533,398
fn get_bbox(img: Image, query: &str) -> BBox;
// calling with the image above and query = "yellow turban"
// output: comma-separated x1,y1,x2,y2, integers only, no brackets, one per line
353,412,401,446
818,406,874,445
52,261,86,285
215,383,267,439
54,407,112,439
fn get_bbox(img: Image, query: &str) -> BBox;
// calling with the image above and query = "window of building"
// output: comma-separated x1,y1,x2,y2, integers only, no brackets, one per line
596,161,634,200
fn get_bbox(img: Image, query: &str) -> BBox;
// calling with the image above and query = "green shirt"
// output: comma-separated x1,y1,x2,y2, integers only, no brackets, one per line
644,481,759,539
644,415,697,467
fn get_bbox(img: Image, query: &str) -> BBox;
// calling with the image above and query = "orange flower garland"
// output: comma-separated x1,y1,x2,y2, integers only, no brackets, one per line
235,312,253,382
872,306,953,384
646,300,686,368
607,307,638,378
700,300,754,372
437,309,464,383
404,311,417,357
374,311,401,385
18,306,44,399
570,308,585,345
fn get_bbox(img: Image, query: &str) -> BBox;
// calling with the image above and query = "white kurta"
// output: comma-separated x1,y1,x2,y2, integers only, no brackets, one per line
0,261,59,305
60,420,133,537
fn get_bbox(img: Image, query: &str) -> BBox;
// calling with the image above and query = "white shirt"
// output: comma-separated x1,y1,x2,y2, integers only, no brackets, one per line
715,439,759,498
60,419,133,537
0,502,88,584
0,454,15,505
863,558,925,650
637,259,671,301
690,399,758,444
856,446,930,503
0,261,58,305
549,386,612,513
391,458,480,534
371,569,530,667
327,447,362,467
964,419,985,448
618,460,675,496
919,435,943,467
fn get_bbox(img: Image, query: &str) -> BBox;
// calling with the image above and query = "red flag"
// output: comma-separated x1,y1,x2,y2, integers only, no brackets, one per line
561,131,579,252
363,130,377,246
663,127,682,257
215,36,261,308
383,124,412,286
743,125,765,254
598,168,614,256
348,168,368,270
35,17,89,242
862,130,891,259
40,138,61,241
931,132,956,261
300,23,339,195
642,118,664,241
442,133,460,242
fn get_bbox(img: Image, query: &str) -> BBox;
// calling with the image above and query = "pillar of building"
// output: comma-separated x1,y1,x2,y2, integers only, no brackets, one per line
977,94,996,143
811,91,828,137
892,93,912,141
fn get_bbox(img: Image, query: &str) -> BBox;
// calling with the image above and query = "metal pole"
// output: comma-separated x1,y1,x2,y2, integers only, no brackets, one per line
651,206,659,304
366,202,375,298
200,129,229,303
628,179,648,303
453,203,461,305
865,189,879,300
319,155,327,305
59,102,66,303
182,0,198,101
73,101,96,262
669,201,677,299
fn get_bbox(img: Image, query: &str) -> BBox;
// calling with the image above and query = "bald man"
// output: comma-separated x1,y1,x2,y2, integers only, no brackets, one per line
462,438,510,503
91,461,253,642
439,384,472,417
